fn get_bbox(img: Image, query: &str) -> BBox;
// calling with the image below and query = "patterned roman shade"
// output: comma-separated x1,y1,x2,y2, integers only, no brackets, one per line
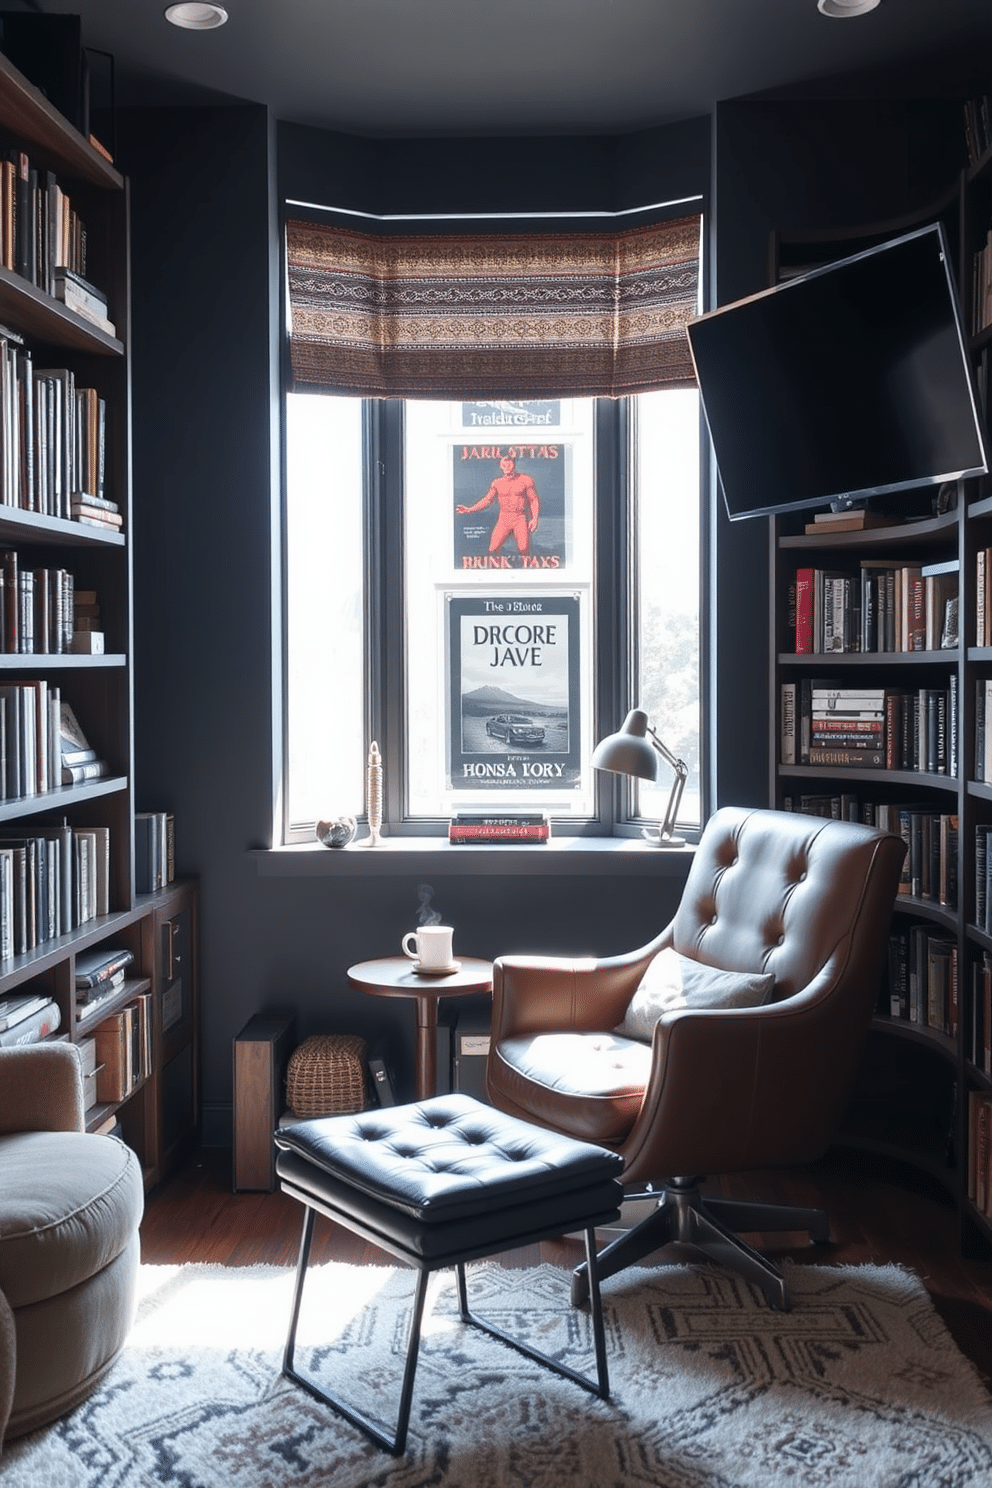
285,213,701,399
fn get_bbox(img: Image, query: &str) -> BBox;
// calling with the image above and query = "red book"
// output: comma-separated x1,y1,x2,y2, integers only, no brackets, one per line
794,567,815,653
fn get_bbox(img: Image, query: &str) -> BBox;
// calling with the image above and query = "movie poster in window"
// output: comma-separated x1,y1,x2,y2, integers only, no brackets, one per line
453,441,572,572
447,594,581,791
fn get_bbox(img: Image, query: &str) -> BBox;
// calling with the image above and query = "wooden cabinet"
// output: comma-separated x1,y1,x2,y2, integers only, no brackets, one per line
767,132,992,1256
0,50,198,1185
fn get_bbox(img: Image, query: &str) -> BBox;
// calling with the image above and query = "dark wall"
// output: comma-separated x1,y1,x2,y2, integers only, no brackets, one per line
121,109,707,1143
279,116,710,216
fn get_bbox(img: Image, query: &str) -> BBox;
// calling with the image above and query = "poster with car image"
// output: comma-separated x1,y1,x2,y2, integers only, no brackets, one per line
447,593,581,791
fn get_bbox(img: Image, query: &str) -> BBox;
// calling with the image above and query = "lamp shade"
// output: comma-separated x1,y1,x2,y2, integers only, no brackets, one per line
590,709,659,782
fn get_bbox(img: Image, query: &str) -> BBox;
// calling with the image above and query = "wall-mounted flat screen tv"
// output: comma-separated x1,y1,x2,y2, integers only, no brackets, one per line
686,222,988,523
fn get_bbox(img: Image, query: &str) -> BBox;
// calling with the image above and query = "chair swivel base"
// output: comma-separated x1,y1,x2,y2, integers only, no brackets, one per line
571,1177,830,1312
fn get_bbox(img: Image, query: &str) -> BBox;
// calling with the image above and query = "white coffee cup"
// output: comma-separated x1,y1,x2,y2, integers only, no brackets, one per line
402,924,454,970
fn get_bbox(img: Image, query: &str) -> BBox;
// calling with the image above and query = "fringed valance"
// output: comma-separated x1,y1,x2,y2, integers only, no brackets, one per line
285,214,701,399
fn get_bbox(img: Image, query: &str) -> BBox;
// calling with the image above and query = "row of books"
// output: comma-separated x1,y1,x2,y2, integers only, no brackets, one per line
135,811,176,892
970,952,992,1079
92,995,152,1104
0,147,89,298
782,794,959,907
0,685,108,801
448,812,550,844
971,229,992,337
0,335,110,520
973,681,992,784
967,1090,992,1220
781,681,956,776
885,925,958,1036
0,989,60,1045
0,821,111,960
973,548,992,647
972,827,992,936
964,92,992,167
790,560,958,656
0,553,76,654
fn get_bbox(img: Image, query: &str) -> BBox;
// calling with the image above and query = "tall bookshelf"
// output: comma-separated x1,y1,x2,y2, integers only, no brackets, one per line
0,49,197,1186
768,127,992,1257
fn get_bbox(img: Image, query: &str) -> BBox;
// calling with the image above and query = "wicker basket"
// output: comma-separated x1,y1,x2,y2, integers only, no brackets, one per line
285,1034,369,1118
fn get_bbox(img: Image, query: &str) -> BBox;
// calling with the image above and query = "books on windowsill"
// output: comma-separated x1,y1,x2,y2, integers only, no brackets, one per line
448,812,550,844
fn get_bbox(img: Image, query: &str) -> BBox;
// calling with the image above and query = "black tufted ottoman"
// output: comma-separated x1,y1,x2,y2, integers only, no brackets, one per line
274,1092,625,1454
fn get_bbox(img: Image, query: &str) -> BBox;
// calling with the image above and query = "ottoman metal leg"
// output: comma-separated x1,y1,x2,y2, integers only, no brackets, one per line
282,1202,431,1456
281,1207,611,1455
453,1225,610,1401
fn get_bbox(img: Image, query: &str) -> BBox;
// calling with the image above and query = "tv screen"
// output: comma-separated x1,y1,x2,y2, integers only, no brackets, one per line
686,222,988,522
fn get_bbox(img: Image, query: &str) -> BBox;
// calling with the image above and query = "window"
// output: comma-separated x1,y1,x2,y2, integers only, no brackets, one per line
284,391,701,843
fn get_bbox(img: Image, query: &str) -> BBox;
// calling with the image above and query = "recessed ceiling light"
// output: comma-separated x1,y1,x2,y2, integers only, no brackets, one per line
165,2,229,29
817,0,880,14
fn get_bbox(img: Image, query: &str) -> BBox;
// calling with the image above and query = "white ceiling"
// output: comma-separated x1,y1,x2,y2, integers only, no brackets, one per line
10,0,992,138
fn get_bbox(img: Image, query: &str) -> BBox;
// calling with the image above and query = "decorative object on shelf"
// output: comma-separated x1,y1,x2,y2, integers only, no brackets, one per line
315,816,357,849
365,740,383,847
591,708,688,848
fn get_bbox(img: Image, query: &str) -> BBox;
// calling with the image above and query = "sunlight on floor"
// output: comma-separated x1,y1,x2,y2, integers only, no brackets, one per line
132,1261,405,1351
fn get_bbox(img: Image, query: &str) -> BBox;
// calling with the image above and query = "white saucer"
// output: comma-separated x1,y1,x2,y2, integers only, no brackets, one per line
411,959,461,976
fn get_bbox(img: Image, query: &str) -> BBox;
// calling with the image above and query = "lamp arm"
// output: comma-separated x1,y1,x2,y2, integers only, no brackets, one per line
646,724,689,841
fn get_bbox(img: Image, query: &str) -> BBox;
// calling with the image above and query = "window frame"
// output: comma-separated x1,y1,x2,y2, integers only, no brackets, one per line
280,393,706,846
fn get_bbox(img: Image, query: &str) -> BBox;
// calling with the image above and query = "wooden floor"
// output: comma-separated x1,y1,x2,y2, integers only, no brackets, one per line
140,1144,992,1395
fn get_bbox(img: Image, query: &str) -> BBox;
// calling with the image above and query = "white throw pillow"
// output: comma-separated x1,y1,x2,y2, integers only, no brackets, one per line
614,946,775,1042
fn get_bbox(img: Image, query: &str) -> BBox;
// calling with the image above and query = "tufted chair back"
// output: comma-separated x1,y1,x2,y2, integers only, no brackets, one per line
671,805,898,1004
488,806,907,1188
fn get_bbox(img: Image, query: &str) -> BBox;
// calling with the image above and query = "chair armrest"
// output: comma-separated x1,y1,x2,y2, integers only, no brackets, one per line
492,931,672,1040
621,968,862,1185
0,1044,85,1135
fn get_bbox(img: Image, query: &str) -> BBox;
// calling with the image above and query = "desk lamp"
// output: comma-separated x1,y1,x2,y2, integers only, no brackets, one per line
591,707,688,848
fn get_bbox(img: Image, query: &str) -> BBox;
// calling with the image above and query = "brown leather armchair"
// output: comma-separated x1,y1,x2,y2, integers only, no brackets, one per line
487,806,906,1311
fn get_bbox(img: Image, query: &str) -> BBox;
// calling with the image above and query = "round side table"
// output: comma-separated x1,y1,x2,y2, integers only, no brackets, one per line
347,955,494,1100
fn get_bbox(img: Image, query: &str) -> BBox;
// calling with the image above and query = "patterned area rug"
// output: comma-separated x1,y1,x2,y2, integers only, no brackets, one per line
4,1259,992,1487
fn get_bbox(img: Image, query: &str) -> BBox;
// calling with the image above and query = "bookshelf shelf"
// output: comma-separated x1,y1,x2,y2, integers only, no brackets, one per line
779,510,958,553
0,508,126,548
870,1013,958,1063
0,655,127,671
778,651,959,669
0,52,122,190
0,49,198,1190
0,265,123,354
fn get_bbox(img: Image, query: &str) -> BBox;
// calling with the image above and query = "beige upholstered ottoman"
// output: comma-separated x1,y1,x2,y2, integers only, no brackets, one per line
0,1044,144,1444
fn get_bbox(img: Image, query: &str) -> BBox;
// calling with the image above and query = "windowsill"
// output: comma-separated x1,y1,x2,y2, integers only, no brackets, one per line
251,836,696,878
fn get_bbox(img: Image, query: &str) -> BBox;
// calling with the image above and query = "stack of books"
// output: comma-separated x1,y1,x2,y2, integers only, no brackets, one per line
0,990,60,1045
75,945,134,1027
60,699,108,785
448,812,550,844
52,267,116,338
71,492,122,532
70,588,105,655
807,685,887,768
